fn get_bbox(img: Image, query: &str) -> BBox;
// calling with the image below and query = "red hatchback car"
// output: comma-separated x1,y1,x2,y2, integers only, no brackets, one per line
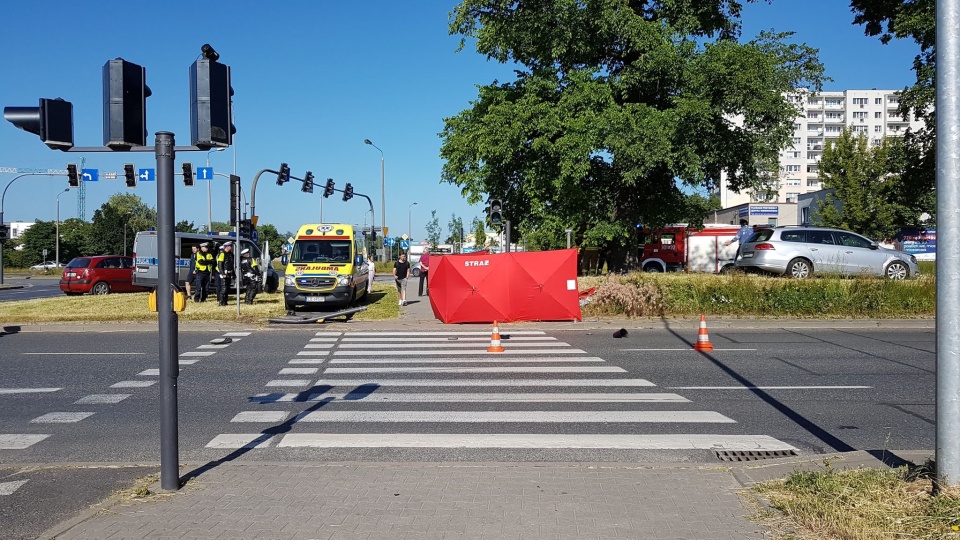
60,255,149,295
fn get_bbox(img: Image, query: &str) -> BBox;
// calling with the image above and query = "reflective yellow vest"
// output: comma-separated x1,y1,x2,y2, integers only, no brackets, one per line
195,252,214,272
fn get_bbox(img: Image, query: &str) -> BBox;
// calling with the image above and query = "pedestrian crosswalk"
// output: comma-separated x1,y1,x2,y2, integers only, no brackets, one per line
207,330,797,455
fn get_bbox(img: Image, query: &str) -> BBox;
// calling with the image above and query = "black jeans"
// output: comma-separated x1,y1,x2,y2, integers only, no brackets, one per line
419,271,428,296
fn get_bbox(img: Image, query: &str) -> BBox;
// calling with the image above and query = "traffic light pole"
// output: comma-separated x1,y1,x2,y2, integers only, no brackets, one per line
0,172,65,285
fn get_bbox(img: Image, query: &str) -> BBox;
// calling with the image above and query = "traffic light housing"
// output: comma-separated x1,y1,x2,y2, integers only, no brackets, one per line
182,163,194,187
0,223,8,244
276,163,290,186
67,163,80,188
323,178,335,198
124,163,137,188
3,98,74,150
238,218,252,238
229,174,240,225
342,183,354,201
102,58,151,148
189,57,234,149
489,199,503,226
302,171,314,193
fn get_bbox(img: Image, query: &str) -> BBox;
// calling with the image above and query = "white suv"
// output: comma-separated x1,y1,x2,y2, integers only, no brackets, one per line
735,227,918,279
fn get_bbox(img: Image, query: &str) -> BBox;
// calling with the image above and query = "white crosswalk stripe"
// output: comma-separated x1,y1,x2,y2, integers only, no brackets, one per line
0,480,29,495
207,330,796,454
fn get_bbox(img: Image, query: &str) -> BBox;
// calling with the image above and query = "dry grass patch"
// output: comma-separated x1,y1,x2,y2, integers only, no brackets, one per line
754,461,960,539
0,283,399,324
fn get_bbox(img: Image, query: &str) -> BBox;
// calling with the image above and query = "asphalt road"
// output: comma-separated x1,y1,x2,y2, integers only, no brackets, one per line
0,277,63,302
0,324,936,539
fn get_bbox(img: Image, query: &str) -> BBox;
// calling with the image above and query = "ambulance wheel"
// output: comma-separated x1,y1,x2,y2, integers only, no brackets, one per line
284,300,298,312
348,286,358,307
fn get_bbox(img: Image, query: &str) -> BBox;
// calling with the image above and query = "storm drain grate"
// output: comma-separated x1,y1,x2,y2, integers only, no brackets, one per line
715,449,798,462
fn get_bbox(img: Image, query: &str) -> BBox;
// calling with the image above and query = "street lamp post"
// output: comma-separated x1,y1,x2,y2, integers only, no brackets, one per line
408,202,417,251
55,188,69,266
122,211,133,257
364,139,385,261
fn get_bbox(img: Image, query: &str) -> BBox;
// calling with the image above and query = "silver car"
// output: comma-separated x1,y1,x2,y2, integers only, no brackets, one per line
736,226,919,279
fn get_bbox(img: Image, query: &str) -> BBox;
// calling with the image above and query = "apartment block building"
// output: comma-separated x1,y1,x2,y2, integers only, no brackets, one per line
717,89,925,208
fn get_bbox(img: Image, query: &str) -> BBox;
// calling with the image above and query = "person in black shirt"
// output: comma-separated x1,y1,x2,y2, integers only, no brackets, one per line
393,252,410,306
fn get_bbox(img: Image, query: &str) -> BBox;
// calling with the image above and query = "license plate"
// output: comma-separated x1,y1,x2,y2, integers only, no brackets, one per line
306,296,325,302
136,267,148,273
743,253,754,258
66,272,75,277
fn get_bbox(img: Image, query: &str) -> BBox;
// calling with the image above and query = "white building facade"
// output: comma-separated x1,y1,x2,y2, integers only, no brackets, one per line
717,89,925,208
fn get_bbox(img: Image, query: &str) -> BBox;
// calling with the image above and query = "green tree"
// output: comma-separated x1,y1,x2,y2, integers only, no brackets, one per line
176,220,199,233
471,217,487,248
447,213,465,250
19,220,57,266
58,218,93,261
254,223,288,260
425,210,442,249
814,128,913,240
441,0,824,270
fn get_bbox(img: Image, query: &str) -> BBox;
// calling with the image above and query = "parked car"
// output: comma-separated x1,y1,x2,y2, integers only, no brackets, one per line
30,261,63,271
60,255,150,295
735,226,919,279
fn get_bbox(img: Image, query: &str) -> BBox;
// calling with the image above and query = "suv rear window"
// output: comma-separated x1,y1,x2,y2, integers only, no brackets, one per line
781,231,806,243
66,258,91,268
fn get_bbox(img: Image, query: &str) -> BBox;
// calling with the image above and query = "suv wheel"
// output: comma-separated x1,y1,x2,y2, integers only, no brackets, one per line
786,258,812,279
885,261,909,280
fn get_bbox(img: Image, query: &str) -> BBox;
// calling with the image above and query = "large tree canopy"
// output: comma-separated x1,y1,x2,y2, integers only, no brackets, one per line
440,0,824,268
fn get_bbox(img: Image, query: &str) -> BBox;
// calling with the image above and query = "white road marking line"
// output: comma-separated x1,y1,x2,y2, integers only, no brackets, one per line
309,338,340,342
197,344,231,349
620,348,758,351
277,434,795,451
668,385,873,390
22,352,145,355
0,434,50,449
279,367,319,375
333,349,587,356
31,412,95,423
314,332,343,337
74,394,131,404
179,359,199,365
205,434,276,448
223,332,251,337
324,366,626,374
0,480,29,496
138,369,160,376
0,388,60,394
111,381,157,388
340,336,559,342
251,392,689,403
338,342,570,349
345,331,546,336
231,411,289,423
328,357,605,364
179,351,217,357
288,359,326,365
265,379,312,387
295,411,734,423
303,344,335,349
310,379,656,387
296,351,329,356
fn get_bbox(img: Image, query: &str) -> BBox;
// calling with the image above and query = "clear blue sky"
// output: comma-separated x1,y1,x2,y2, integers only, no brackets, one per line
0,0,921,240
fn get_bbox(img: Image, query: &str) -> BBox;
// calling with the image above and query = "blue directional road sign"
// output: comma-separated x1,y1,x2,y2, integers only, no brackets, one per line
384,237,396,247
138,168,155,182
80,169,98,182
400,240,410,249
197,167,213,181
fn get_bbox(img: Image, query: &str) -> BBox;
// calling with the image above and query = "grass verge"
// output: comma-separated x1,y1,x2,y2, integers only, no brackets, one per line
754,460,960,539
0,283,399,324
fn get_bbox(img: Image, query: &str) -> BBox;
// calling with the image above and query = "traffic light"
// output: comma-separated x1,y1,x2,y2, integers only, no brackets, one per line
102,58,151,148
124,163,137,188
342,183,354,201
276,163,290,186
3,98,74,150
238,218,252,238
302,171,314,193
229,174,240,225
67,163,79,188
489,199,503,226
0,223,8,244
323,178,335,198
182,163,194,187
189,53,234,149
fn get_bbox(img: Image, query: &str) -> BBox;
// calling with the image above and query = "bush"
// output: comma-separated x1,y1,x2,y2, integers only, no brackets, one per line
586,274,664,316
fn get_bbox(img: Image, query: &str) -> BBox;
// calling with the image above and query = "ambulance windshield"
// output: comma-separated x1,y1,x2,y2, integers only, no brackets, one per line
291,240,352,264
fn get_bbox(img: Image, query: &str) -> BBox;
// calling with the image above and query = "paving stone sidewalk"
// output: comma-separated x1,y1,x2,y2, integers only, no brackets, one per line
46,462,769,540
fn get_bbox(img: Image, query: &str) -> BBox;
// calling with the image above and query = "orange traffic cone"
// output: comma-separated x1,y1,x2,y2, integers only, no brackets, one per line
693,314,714,351
487,321,505,353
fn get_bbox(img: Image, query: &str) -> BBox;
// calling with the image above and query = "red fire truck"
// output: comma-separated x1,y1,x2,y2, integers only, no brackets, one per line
639,224,742,273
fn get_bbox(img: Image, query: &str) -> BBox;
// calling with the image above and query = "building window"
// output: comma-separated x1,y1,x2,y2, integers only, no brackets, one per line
826,126,842,133
807,152,821,160
786,165,801,172
853,111,868,119
807,112,820,119
874,125,882,132
826,99,842,106
807,179,820,187
807,165,819,174
826,112,842,119
789,151,801,158
875,98,882,105
768,218,779,226
853,125,869,133
786,178,801,186
791,137,801,145
875,112,882,119
786,193,800,203
853,98,868,105
794,123,801,131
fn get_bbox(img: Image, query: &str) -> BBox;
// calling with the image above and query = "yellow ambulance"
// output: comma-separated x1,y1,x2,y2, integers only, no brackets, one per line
281,223,369,311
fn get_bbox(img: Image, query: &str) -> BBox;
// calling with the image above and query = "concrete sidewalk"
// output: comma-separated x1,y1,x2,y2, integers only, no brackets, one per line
41,451,930,540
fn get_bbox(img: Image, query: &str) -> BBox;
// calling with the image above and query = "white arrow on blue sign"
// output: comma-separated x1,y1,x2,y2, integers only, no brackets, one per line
384,238,396,246
138,169,155,182
197,167,213,180
400,240,410,249
81,169,98,182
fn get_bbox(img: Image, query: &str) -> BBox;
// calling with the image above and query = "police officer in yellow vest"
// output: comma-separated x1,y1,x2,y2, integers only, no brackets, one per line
216,241,235,306
240,248,261,304
193,242,214,302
